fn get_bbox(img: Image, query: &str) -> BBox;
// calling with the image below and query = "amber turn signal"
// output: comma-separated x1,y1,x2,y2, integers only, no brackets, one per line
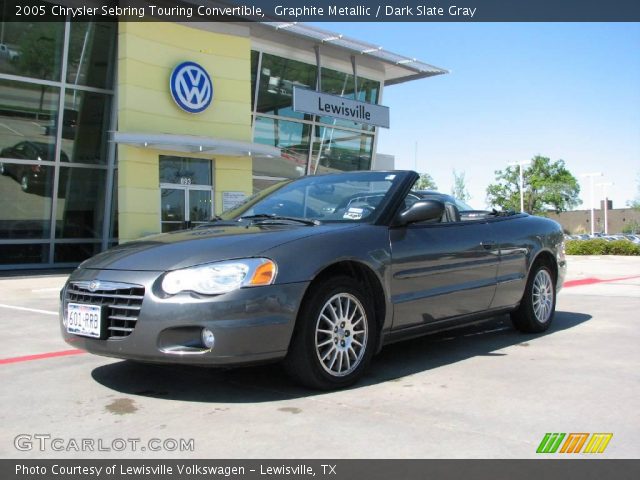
249,260,277,286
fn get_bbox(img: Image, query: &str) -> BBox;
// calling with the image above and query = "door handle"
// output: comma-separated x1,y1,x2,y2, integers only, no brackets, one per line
481,241,496,250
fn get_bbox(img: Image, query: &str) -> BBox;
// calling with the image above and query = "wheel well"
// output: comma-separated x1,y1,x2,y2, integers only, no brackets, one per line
532,250,558,283
303,261,386,337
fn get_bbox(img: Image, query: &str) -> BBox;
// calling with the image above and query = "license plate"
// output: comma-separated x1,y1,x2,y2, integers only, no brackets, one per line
66,303,102,338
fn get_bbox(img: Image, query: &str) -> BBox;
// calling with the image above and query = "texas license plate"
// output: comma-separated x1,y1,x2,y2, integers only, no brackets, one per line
66,303,102,338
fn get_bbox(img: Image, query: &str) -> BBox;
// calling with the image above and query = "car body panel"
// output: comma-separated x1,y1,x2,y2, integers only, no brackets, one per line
389,221,499,328
60,170,566,370
60,267,309,365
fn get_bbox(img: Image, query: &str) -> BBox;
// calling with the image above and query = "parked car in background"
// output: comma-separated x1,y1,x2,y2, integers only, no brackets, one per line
0,43,20,61
0,141,69,193
61,170,566,389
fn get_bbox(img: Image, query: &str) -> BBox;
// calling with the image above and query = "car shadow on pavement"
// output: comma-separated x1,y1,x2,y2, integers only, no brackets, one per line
91,310,591,403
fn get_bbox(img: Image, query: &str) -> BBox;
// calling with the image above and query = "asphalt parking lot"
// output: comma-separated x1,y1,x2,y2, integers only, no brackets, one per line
0,256,638,459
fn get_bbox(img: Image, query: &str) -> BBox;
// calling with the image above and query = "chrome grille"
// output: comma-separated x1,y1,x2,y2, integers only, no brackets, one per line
65,281,145,339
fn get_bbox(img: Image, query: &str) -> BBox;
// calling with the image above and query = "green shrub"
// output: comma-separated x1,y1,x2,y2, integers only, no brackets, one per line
565,239,640,256
605,240,640,255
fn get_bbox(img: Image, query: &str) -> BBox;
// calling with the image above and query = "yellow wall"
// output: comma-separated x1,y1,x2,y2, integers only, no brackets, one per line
117,22,253,242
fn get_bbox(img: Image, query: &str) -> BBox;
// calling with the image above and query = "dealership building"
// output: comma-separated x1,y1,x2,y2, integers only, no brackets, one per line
0,16,446,269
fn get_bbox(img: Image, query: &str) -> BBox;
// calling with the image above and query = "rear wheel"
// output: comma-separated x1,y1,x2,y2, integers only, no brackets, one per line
511,263,556,333
284,276,377,390
20,174,30,192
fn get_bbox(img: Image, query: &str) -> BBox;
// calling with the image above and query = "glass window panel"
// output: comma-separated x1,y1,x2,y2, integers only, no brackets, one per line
0,162,53,239
253,116,310,178
0,79,59,158
250,50,259,111
159,156,212,185
318,69,380,132
189,190,212,223
55,167,106,239
57,90,111,164
67,22,117,89
54,242,102,263
0,19,64,81
161,188,185,226
0,243,49,265
256,53,316,120
109,169,118,239
310,126,373,175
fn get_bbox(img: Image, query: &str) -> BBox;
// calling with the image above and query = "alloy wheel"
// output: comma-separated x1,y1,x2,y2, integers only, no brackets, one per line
532,269,554,323
314,293,368,377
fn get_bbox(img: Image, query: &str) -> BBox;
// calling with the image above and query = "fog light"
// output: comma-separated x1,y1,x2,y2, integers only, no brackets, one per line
201,328,215,349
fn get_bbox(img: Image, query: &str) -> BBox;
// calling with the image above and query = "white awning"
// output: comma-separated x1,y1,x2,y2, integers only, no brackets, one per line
111,132,280,158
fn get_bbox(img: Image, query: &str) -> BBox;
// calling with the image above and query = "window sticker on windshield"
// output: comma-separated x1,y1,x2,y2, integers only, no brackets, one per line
344,207,364,220
385,174,396,180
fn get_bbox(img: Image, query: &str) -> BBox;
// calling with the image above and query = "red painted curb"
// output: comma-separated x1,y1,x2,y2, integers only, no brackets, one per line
0,349,84,365
564,274,640,288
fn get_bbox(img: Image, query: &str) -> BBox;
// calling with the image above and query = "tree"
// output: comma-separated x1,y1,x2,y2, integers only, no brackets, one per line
451,169,471,202
627,173,640,210
622,221,639,234
486,155,581,214
414,173,437,191
15,24,59,111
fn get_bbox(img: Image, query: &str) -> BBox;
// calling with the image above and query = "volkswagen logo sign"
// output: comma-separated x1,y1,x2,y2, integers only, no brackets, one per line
170,61,213,114
88,280,100,292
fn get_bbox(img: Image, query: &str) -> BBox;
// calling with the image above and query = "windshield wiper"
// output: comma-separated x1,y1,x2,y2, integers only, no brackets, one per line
239,214,320,226
194,216,240,228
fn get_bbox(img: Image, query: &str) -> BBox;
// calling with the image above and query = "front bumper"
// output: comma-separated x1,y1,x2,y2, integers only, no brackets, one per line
60,268,309,366
556,258,567,291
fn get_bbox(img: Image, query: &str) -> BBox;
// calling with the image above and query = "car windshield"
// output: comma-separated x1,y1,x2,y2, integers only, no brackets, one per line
218,171,405,223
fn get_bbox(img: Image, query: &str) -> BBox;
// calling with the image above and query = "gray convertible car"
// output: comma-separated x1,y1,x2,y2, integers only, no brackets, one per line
61,170,566,389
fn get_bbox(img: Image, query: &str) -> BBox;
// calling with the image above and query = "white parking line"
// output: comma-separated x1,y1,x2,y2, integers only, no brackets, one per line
31,287,62,293
0,123,24,136
0,303,57,316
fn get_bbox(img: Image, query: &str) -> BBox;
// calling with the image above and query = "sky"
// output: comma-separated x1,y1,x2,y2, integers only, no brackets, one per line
314,22,640,210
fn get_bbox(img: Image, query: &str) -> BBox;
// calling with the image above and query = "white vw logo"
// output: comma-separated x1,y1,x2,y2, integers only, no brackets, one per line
170,62,213,114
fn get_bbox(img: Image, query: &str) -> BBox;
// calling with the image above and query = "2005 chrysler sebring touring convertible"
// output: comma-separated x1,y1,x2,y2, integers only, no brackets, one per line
61,170,566,389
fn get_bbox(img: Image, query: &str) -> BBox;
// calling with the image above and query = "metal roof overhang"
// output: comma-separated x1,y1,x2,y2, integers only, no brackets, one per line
111,132,280,158
260,22,449,86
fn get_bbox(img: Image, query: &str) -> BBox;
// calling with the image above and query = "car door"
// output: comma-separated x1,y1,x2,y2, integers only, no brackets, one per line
389,209,499,330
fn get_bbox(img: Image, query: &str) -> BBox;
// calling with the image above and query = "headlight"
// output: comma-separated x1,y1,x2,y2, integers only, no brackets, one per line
161,258,277,295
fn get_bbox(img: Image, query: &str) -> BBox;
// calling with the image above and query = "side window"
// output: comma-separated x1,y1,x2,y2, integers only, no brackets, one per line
401,192,421,211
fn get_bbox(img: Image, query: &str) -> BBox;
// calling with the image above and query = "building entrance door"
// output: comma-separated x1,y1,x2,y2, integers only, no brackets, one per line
159,156,213,232
160,185,213,232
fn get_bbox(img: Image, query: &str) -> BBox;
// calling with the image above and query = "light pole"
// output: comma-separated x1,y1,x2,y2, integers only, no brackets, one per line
596,182,613,235
581,172,603,236
509,161,531,212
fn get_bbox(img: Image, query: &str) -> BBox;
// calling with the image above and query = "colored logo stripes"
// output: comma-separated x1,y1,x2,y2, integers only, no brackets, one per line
537,433,613,454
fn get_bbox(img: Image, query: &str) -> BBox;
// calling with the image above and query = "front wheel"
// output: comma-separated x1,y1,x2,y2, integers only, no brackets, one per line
511,263,556,333
20,174,30,192
284,276,378,390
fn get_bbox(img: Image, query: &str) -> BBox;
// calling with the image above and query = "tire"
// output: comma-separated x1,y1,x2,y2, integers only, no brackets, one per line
20,174,30,192
0,163,5,175
511,263,556,333
284,276,378,390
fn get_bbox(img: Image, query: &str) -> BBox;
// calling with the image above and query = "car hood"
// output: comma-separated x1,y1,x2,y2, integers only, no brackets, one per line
80,223,359,271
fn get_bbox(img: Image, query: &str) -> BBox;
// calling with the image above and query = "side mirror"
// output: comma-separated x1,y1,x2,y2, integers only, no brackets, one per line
395,200,445,226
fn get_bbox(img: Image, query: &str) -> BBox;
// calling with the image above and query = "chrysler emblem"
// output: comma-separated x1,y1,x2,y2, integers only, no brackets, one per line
88,280,100,292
